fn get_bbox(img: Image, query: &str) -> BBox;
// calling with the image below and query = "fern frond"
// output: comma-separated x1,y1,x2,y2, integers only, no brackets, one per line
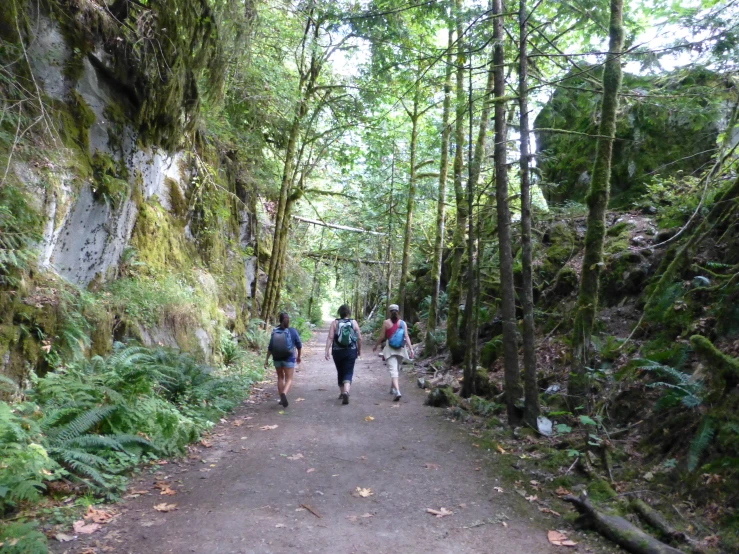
688,417,715,472
46,405,117,441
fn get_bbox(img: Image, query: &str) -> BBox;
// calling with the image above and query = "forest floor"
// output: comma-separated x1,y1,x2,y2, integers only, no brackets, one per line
49,326,606,554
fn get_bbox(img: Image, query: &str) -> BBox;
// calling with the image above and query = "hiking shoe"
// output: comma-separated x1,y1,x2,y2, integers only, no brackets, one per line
394,391,402,402
341,392,350,405
390,387,396,395
280,393,288,408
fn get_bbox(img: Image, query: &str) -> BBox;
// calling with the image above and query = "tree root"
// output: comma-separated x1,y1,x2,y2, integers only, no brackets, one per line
562,494,685,554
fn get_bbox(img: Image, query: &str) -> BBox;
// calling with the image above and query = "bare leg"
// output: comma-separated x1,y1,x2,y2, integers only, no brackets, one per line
343,381,351,394
392,377,400,393
276,367,286,394
282,367,294,395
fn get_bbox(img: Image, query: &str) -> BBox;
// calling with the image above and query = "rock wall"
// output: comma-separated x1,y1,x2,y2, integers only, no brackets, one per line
1,9,265,380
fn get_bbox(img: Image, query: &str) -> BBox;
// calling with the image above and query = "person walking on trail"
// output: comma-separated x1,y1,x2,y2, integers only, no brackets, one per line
325,305,362,405
373,304,414,402
264,312,302,408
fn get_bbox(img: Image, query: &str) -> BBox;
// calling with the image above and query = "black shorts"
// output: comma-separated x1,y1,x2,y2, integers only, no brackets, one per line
332,348,357,386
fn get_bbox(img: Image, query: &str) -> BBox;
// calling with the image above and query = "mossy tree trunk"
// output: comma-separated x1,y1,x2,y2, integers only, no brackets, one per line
519,0,540,427
493,0,523,424
262,12,321,323
445,0,468,364
398,72,422,317
462,41,496,397
385,152,395,313
425,27,454,355
570,0,624,408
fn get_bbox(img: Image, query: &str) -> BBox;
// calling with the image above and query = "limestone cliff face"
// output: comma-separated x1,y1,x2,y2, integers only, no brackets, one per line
0,8,265,382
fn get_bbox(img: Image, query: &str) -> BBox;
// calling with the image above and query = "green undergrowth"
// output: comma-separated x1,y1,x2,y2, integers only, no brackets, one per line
0,336,262,551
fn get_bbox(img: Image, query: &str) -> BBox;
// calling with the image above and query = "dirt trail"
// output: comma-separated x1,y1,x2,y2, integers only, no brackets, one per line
59,327,564,554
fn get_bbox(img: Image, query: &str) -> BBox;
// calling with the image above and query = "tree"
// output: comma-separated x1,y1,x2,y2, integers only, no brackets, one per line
445,0,468,364
492,0,523,424
570,0,625,408
518,0,539,427
425,26,454,355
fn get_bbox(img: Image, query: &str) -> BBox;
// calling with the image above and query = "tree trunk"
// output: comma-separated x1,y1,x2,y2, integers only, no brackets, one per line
262,104,302,322
445,0,468,364
398,75,422,317
570,0,624,408
385,151,395,314
519,0,540,427
493,0,523,424
425,27,454,355
307,228,325,321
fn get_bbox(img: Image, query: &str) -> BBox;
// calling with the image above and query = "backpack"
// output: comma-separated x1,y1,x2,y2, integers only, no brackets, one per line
388,321,405,349
270,327,294,359
334,319,357,348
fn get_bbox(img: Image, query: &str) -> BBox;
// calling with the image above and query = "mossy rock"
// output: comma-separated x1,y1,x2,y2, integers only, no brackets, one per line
130,199,193,273
91,152,129,208
587,478,617,502
426,386,458,408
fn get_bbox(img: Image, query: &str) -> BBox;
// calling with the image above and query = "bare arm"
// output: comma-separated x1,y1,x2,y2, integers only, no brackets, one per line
373,320,389,351
325,320,336,360
403,320,414,359
353,320,362,356
264,350,272,369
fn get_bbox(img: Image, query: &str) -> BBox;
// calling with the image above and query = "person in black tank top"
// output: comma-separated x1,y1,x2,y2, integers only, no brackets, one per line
325,305,362,405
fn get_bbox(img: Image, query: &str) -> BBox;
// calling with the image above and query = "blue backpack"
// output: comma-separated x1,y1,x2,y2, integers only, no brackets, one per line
388,321,405,349
270,327,294,359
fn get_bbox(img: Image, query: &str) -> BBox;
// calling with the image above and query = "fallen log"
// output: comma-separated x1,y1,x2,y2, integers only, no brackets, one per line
630,499,706,554
562,494,685,554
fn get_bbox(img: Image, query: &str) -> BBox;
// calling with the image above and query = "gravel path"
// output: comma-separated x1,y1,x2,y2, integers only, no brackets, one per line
57,327,562,554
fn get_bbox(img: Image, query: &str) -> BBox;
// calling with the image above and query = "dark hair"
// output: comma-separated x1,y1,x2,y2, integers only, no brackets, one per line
338,305,351,319
278,312,289,324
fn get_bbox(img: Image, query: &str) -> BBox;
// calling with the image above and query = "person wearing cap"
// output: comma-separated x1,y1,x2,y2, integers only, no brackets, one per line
373,304,414,401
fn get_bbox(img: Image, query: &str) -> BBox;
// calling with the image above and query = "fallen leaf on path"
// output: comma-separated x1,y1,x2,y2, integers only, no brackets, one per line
426,508,453,518
346,513,373,521
526,495,538,503
554,487,571,496
548,530,577,547
364,416,374,422
261,425,279,430
539,507,561,517
153,481,176,496
128,489,149,496
502,521,508,528
275,523,287,528
287,453,304,461
232,420,244,426
55,533,75,542
155,460,168,465
496,444,506,454
84,506,113,523
73,520,100,534
153,503,177,512
353,487,373,498
295,398,305,402
472,443,480,448
494,487,504,493
530,480,540,486
424,463,440,470
278,410,285,415
307,468,315,473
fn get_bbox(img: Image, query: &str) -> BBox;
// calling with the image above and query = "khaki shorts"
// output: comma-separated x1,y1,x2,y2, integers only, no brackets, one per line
386,355,401,378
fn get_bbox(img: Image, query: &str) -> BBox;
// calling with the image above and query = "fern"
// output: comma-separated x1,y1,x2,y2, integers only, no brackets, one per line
632,358,703,409
688,417,715,472
0,522,47,554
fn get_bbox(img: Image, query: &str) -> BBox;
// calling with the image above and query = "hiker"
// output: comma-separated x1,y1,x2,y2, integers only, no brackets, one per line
373,304,414,401
264,312,302,408
325,305,362,405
